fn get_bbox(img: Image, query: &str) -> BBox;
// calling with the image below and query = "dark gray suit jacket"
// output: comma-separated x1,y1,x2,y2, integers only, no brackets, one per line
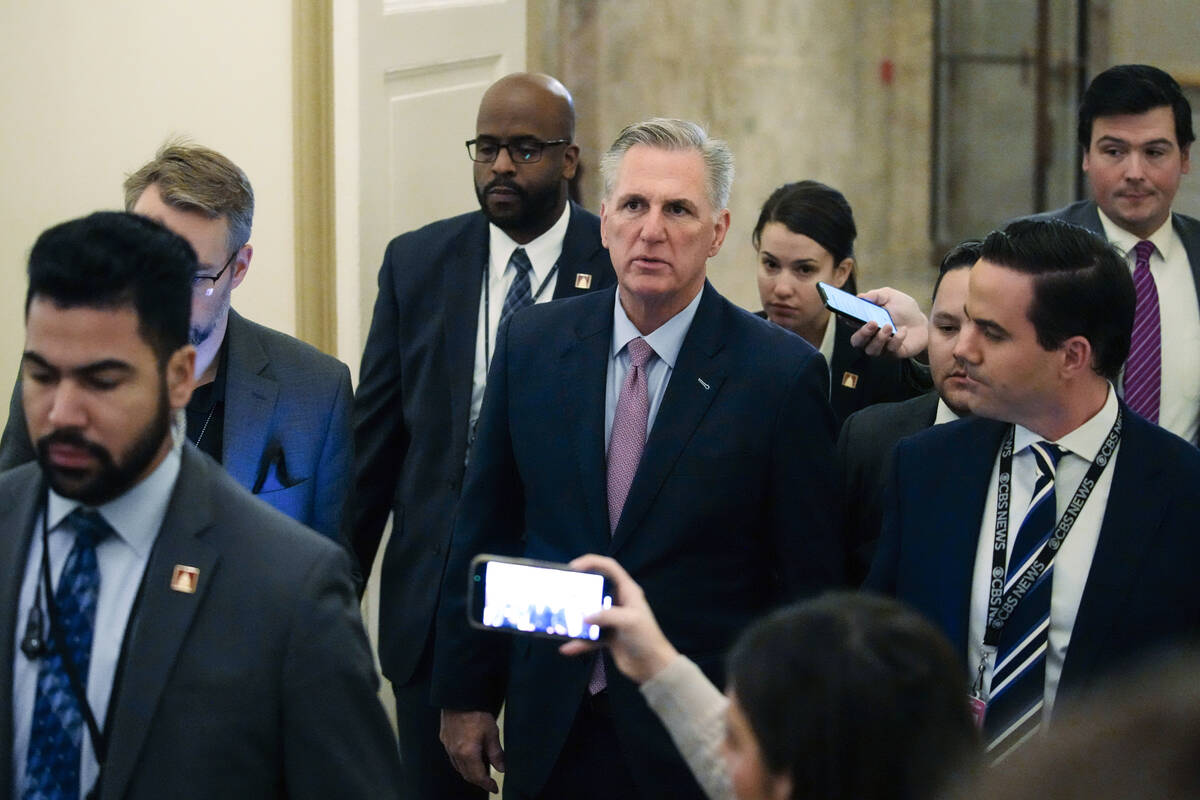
0,446,401,800
350,202,615,687
837,391,939,585
0,310,353,542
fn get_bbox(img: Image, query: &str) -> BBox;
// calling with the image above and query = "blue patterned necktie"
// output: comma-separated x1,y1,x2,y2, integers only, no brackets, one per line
22,508,114,800
985,441,1063,763
498,247,534,328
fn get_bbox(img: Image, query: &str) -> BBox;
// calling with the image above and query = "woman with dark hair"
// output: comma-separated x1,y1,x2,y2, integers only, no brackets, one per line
562,555,979,800
753,181,928,426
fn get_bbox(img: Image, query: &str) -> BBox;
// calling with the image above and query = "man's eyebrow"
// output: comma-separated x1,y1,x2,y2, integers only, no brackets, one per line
22,352,134,375
1096,134,1175,148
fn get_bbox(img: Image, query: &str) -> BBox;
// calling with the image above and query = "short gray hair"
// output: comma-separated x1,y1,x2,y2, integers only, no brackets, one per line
599,118,734,212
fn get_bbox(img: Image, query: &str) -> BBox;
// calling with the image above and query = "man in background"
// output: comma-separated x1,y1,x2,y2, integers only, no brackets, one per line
350,72,614,798
0,142,354,542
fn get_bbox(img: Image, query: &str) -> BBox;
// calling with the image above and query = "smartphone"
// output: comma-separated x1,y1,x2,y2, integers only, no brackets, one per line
468,554,613,641
817,281,895,329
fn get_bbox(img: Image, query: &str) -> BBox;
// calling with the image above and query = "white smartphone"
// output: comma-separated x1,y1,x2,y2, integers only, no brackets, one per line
468,554,613,641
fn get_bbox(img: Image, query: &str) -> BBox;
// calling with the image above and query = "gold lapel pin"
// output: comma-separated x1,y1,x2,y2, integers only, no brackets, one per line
841,371,860,389
574,273,593,289
170,565,200,594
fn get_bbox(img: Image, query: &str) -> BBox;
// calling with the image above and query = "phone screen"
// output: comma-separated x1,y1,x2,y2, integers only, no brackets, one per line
818,281,895,329
474,558,612,641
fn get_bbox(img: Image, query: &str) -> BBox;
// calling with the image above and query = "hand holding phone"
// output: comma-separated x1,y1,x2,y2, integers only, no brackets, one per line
469,554,613,641
818,281,895,330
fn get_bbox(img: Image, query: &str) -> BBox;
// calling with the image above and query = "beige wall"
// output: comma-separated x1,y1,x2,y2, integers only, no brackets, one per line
532,0,936,307
0,0,296,376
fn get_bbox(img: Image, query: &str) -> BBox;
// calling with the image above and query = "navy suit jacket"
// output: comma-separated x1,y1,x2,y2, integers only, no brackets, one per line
350,202,615,686
0,447,400,800
432,282,842,798
865,408,1200,700
837,391,939,584
0,311,353,542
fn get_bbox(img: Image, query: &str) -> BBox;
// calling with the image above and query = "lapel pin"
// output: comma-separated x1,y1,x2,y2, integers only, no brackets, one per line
697,377,710,390
841,371,859,389
574,273,593,289
170,565,200,594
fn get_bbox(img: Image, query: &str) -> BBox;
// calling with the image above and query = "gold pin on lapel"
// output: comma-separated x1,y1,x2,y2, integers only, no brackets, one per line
841,371,860,389
574,273,593,289
170,565,199,594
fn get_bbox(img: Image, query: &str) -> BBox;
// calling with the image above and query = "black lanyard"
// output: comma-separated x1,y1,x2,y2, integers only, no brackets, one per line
983,408,1123,648
482,255,559,373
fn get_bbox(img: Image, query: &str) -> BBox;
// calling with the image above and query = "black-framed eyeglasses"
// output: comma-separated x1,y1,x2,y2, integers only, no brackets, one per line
465,137,570,164
192,247,240,297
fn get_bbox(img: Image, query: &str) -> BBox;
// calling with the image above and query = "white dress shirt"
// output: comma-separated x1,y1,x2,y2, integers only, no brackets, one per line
468,203,571,433
967,385,1121,716
934,397,962,426
1098,209,1200,443
12,439,182,797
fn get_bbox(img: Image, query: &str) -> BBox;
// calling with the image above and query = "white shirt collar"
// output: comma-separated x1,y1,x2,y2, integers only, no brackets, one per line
1096,207,1178,264
818,313,838,366
1012,383,1120,462
46,434,183,559
488,202,572,289
611,285,704,369
934,397,962,426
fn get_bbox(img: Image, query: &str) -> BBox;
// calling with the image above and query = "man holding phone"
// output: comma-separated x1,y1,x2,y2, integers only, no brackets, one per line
433,119,841,800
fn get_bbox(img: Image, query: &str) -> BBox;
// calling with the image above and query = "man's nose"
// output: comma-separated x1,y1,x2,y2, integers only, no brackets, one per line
47,381,88,429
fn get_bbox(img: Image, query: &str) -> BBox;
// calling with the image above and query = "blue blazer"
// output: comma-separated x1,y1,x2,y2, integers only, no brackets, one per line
0,310,353,543
432,281,842,798
350,202,615,687
865,408,1200,700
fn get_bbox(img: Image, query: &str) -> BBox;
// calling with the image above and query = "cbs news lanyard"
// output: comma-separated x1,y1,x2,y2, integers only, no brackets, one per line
971,408,1123,700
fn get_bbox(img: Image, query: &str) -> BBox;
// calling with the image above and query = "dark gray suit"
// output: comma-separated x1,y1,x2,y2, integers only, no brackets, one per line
837,391,939,584
0,310,354,541
0,446,401,800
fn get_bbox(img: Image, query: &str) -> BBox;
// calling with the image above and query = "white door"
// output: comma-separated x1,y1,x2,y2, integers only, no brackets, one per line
333,0,526,728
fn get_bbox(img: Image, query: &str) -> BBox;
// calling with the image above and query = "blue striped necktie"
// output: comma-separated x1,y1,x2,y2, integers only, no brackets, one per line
985,441,1063,762
499,247,534,328
22,508,114,800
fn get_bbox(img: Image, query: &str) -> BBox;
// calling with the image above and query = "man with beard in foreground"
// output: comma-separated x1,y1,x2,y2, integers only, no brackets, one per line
351,72,614,798
0,212,401,799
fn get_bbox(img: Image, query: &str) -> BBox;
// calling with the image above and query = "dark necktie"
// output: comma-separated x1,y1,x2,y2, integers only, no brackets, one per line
498,247,534,329
1124,240,1160,422
22,508,114,800
985,441,1063,763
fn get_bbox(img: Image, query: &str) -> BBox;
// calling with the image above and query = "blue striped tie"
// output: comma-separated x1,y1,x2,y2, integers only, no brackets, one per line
22,508,114,800
985,441,1063,762
498,247,533,329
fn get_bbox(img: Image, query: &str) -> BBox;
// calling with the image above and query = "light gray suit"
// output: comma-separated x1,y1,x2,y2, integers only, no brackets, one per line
0,445,401,800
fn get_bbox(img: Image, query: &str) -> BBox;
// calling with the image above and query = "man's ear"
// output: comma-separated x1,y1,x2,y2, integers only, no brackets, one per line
562,143,581,181
166,345,197,410
229,244,253,290
1059,335,1094,378
708,208,731,257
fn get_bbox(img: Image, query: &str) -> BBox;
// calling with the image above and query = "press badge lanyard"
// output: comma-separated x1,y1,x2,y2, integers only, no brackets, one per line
970,408,1123,705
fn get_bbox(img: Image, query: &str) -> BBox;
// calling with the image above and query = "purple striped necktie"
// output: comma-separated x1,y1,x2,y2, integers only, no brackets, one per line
1124,240,1160,423
590,336,655,695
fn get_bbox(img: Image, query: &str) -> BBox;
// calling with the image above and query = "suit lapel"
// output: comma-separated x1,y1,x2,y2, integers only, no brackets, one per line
560,290,614,549
101,447,221,800
0,468,43,798
445,215,489,466
552,202,605,300
222,311,279,490
1059,412,1165,692
612,284,727,553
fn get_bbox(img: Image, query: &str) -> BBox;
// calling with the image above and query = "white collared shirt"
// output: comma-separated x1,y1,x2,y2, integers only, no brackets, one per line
817,313,837,388
12,439,182,796
967,385,1121,716
469,203,571,432
1097,209,1200,443
933,397,962,426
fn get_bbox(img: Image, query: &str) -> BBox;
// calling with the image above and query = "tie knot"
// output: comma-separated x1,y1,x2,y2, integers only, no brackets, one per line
1134,240,1155,266
508,247,532,277
626,337,654,369
1028,441,1064,478
66,508,115,549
